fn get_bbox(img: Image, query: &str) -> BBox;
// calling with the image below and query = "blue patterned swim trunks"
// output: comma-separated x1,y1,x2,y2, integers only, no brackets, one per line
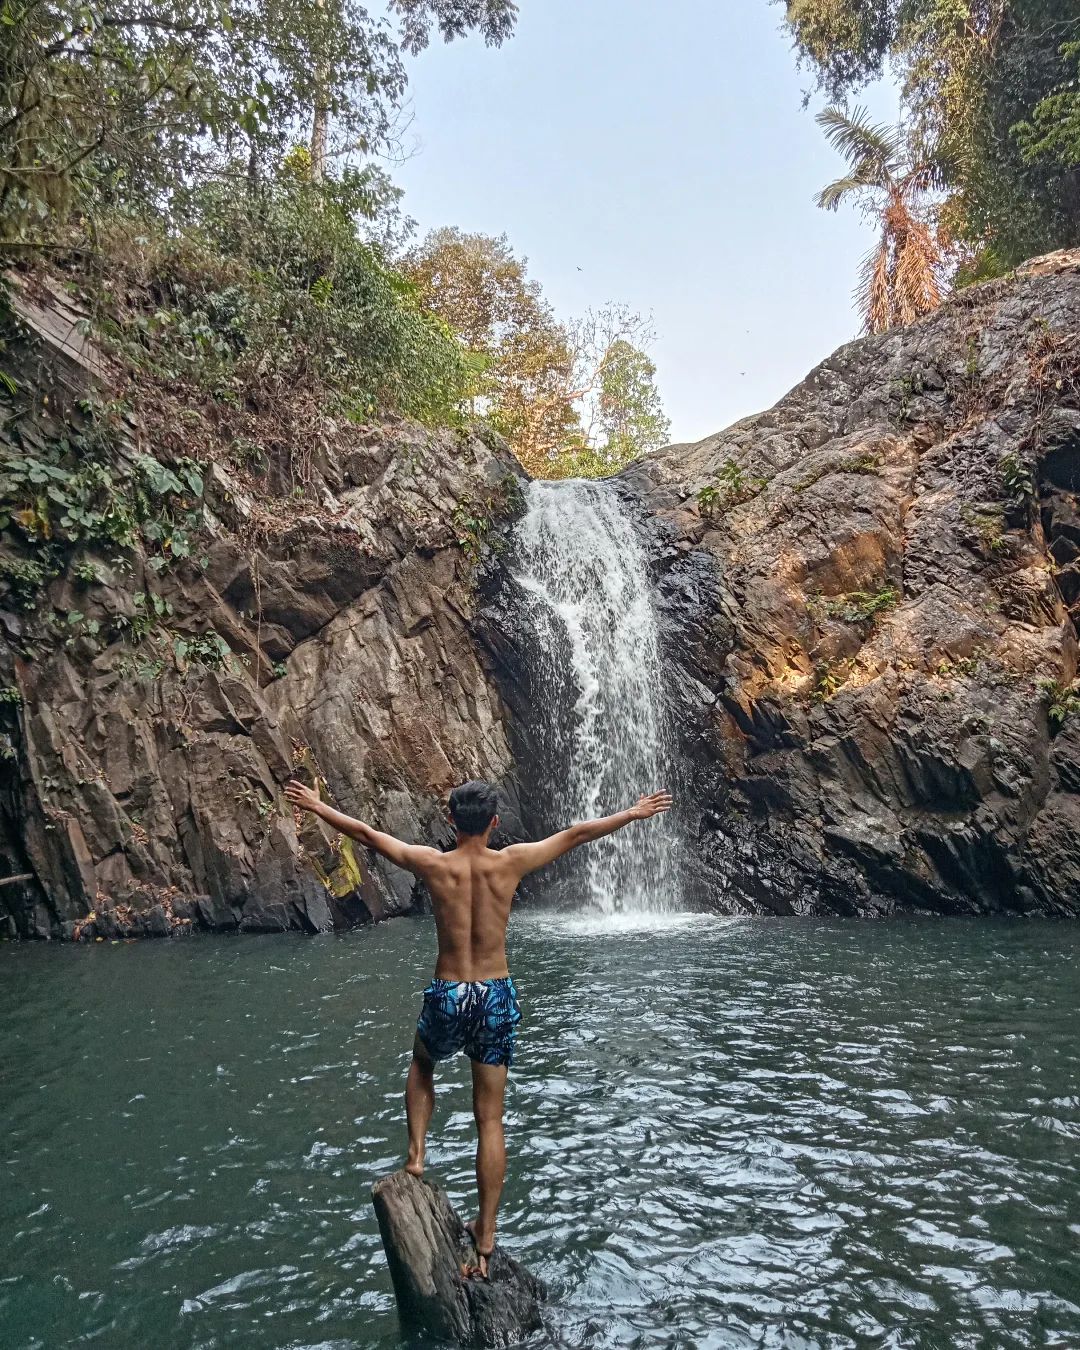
416,977,522,1067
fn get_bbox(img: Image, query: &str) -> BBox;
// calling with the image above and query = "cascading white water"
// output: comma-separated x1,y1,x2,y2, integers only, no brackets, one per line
512,478,681,915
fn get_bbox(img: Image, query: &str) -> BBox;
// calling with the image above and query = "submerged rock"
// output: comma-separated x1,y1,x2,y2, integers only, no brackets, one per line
613,250,1080,916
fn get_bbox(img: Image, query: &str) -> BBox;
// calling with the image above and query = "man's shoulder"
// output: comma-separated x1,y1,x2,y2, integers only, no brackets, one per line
407,842,453,874
409,844,447,870
486,843,524,868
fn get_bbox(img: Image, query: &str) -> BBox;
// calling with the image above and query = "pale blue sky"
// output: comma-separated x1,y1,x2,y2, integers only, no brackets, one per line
388,0,899,445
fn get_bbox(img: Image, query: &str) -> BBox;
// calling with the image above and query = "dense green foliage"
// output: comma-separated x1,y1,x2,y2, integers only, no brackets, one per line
0,0,522,434
0,0,517,244
108,174,474,424
781,0,1080,273
2,0,665,483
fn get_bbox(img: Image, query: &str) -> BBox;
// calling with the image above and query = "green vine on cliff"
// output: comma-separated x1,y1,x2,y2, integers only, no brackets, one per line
452,472,526,565
697,460,767,517
822,586,899,624
453,501,500,564
891,371,926,425
999,452,1035,513
810,659,852,704
1040,678,1080,732
0,553,60,609
0,431,205,569
0,340,208,624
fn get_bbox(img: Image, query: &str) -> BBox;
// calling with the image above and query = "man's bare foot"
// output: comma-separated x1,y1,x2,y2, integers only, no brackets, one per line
404,1153,424,1177
465,1220,494,1279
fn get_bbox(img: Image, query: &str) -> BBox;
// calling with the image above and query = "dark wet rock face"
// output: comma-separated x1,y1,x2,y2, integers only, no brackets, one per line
0,283,527,938
613,251,1080,916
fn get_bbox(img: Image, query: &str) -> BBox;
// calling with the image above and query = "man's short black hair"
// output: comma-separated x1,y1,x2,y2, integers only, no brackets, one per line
449,780,499,836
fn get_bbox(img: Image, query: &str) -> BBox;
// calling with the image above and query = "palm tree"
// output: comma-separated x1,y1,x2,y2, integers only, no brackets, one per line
816,106,949,335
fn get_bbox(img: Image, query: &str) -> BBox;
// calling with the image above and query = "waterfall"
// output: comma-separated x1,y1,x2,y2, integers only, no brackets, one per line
511,478,681,915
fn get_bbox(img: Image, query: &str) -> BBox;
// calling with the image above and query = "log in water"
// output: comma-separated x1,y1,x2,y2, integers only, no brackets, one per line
371,1169,544,1347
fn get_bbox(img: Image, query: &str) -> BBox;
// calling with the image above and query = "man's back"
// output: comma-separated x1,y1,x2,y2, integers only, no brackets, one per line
420,846,517,982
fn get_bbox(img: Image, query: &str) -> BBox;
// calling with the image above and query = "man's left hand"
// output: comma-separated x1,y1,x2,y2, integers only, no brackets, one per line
285,780,321,813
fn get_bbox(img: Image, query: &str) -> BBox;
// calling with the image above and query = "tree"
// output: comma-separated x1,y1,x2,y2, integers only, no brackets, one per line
401,227,579,469
0,0,225,243
300,0,519,184
1013,40,1080,229
402,230,670,478
595,339,671,467
392,0,519,53
546,338,671,479
778,0,1080,273
0,0,521,246
815,106,948,332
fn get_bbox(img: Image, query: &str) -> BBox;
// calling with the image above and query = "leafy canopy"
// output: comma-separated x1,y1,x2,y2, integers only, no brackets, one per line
402,229,670,478
0,0,519,245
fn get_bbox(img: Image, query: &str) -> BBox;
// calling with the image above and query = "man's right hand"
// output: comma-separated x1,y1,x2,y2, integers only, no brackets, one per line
628,791,673,820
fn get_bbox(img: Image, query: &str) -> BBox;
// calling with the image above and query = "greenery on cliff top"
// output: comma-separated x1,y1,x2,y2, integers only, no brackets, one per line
0,0,668,481
402,229,670,478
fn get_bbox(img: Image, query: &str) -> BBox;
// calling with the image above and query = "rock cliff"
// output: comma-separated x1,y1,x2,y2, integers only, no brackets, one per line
618,250,1080,915
0,275,526,939
8,250,1080,936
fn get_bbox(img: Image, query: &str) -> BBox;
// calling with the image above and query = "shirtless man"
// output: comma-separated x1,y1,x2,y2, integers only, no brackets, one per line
284,777,673,1274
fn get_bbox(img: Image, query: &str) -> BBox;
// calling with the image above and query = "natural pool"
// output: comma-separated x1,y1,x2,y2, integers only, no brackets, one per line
3,913,1079,1348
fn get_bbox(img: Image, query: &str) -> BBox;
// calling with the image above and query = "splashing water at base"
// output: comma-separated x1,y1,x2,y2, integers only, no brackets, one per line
512,478,681,916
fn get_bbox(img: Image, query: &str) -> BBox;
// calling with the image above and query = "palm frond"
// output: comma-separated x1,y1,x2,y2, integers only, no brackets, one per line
900,162,937,198
816,104,902,183
815,171,877,212
856,236,892,336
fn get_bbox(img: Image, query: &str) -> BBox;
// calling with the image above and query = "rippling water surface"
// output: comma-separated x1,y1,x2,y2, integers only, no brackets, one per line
3,915,1079,1349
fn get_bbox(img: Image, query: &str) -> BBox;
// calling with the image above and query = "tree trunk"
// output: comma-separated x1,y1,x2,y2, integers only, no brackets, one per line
310,87,328,182
310,0,329,182
371,1170,545,1348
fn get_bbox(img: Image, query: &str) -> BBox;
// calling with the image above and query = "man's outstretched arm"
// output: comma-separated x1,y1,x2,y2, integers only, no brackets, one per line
285,780,436,875
503,792,673,880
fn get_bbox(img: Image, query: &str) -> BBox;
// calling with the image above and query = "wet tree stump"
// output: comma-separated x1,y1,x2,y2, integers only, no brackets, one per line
371,1170,545,1347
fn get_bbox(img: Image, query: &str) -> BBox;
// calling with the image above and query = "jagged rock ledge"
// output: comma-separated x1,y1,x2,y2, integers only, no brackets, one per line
0,274,528,939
